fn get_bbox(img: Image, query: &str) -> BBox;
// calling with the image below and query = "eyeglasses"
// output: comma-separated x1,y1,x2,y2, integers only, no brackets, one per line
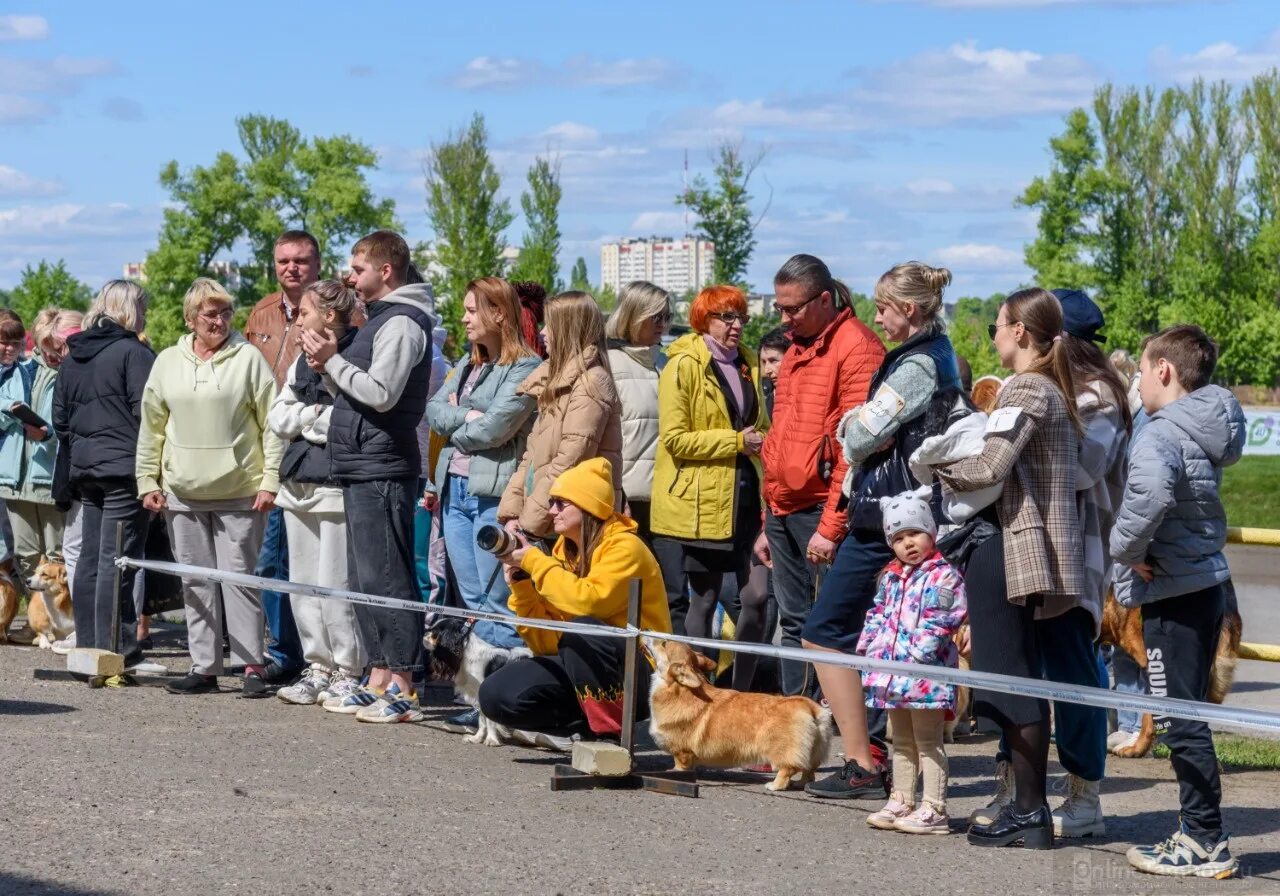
198,308,234,322
987,321,1019,340
651,309,673,324
709,312,748,325
773,291,824,317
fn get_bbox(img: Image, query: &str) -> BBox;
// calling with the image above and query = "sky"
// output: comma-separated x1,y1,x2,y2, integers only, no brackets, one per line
1,0,1278,300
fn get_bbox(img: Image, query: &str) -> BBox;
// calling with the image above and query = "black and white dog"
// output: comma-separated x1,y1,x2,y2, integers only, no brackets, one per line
425,614,532,746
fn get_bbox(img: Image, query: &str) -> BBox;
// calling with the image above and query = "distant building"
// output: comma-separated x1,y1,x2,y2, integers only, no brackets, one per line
122,261,146,282
600,237,715,297
122,259,241,293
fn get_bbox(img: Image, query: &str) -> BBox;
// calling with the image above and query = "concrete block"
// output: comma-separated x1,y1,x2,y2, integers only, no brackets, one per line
66,648,124,678
571,740,632,777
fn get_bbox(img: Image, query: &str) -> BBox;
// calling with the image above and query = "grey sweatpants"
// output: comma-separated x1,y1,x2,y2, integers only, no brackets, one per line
166,507,267,675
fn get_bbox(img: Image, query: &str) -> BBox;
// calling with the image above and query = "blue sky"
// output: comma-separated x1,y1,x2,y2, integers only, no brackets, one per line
1,0,1277,299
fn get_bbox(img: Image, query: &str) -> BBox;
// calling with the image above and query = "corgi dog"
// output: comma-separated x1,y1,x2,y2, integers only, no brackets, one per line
26,559,74,649
425,614,531,746
646,638,832,792
0,557,20,643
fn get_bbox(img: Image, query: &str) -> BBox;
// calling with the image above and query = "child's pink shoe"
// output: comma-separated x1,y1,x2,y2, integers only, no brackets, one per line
894,803,951,835
867,794,915,830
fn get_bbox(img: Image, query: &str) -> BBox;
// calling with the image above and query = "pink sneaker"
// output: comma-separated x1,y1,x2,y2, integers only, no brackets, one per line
867,795,914,830
894,804,951,835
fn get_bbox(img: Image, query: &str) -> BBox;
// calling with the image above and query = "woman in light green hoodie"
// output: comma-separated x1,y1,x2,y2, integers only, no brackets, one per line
136,278,283,697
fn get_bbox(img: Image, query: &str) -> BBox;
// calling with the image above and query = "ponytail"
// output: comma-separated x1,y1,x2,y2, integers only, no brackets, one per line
1003,287,1082,434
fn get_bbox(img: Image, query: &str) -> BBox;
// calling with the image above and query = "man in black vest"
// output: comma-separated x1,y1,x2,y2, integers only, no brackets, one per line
300,230,434,723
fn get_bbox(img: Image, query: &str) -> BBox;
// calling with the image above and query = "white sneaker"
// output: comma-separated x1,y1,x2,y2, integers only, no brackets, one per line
1128,829,1239,878
278,667,332,705
894,803,951,835
1108,729,1146,756
1107,729,1134,752
968,759,1013,826
51,633,76,655
1052,774,1105,837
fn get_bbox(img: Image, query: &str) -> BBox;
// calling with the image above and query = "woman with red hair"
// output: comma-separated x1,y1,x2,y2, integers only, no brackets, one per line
650,285,769,690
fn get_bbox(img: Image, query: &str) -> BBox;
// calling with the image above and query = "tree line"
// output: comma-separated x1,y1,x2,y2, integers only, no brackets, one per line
7,73,1277,386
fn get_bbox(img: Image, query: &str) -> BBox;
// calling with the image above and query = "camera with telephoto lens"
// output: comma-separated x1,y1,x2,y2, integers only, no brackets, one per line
476,524,519,557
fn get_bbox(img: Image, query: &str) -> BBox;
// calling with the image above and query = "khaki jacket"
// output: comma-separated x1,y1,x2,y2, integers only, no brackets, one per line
244,292,301,390
937,372,1084,619
498,346,623,538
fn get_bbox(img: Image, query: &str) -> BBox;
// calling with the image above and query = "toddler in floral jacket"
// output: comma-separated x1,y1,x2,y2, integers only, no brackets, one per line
857,486,967,835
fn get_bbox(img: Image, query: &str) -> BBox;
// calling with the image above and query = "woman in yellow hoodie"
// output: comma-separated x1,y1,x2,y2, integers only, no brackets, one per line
479,457,670,740
136,278,283,697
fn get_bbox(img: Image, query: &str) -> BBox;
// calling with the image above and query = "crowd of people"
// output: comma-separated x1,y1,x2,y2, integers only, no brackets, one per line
1,226,1248,878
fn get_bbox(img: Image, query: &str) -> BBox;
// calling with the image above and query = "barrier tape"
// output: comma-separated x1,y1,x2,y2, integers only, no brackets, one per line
117,556,1280,736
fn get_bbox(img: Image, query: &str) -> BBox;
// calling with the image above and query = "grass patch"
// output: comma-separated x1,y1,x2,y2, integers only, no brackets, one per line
1220,455,1280,530
1153,733,1280,770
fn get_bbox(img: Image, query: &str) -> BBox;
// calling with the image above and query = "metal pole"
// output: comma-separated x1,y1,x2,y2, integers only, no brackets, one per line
110,520,124,657
619,579,642,756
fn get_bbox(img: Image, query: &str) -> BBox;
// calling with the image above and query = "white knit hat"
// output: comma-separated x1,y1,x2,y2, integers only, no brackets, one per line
878,486,937,542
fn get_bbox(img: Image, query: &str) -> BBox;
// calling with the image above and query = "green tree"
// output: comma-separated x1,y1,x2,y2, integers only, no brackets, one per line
508,154,563,293
237,115,397,284
595,282,618,313
948,295,1005,380
568,257,590,292
741,312,781,351
677,140,769,287
424,113,514,350
144,117,397,348
6,260,91,325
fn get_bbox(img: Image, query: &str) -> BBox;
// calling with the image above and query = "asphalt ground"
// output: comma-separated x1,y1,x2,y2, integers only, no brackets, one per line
2,627,1279,896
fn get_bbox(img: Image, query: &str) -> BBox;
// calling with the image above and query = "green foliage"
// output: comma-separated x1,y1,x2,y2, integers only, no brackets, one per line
508,155,563,293
424,113,514,352
6,260,91,325
595,283,618,313
741,312,781,351
677,140,767,287
144,115,397,350
1022,73,1280,386
948,295,1005,379
1219,455,1280,529
568,257,590,292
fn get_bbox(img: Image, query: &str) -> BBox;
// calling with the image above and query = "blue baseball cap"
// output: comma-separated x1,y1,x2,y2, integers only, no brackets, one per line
1052,288,1105,344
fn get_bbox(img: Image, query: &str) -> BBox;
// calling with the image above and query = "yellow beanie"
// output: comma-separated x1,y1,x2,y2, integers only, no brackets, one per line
550,457,615,521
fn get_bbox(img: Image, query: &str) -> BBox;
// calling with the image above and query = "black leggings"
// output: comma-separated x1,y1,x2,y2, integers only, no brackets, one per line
478,617,650,738
963,531,1050,812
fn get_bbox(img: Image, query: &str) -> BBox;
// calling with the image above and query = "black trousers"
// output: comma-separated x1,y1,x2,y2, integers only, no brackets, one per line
73,477,149,660
1143,583,1226,845
478,617,650,738
344,477,424,674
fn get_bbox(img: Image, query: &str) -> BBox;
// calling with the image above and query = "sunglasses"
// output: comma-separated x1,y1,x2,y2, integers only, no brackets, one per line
549,497,571,513
988,321,1019,340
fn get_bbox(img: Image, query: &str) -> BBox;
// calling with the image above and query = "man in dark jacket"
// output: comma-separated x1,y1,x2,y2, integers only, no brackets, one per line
52,280,154,663
301,230,434,723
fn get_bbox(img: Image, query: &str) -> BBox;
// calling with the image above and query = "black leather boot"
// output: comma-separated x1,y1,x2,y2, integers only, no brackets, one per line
967,802,1054,849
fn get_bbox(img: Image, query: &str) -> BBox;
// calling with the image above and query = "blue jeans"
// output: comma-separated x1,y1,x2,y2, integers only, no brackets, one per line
1112,647,1147,733
442,474,522,649
257,506,303,671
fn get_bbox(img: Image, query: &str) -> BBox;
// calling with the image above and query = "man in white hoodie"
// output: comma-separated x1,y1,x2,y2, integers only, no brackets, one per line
300,230,435,723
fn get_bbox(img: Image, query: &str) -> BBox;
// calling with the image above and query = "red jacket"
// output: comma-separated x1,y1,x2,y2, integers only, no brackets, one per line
762,308,885,542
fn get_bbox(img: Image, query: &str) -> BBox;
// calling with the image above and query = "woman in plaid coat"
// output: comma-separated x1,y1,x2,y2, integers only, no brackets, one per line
935,287,1085,850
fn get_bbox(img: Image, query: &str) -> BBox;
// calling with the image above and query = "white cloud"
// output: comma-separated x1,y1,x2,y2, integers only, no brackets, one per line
1151,30,1280,82
0,201,161,289
905,177,957,196
708,98,864,132
853,40,1100,124
630,211,687,233
0,93,50,123
448,55,686,90
0,55,117,93
935,242,1023,268
0,14,48,41
537,121,601,145
0,164,62,198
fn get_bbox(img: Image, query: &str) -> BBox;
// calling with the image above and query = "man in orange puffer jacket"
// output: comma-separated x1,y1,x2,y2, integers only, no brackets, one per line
755,254,884,700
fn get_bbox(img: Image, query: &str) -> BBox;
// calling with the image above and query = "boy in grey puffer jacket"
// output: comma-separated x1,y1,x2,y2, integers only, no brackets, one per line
1110,325,1245,879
